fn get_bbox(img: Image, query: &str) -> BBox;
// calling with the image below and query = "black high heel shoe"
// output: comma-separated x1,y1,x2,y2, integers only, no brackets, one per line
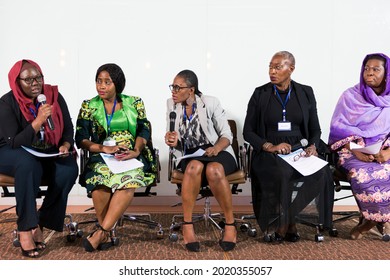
219,222,237,252
18,231,40,258
21,247,40,258
285,232,300,242
32,226,46,251
82,225,112,252
182,221,200,252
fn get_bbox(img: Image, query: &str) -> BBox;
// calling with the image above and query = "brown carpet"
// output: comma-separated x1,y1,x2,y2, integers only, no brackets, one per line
0,213,388,260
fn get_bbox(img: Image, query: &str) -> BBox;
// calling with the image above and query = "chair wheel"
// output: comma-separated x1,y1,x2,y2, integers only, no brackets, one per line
263,233,273,243
67,234,77,242
156,230,164,239
169,233,178,242
13,238,21,247
170,223,181,231
77,229,83,238
329,228,338,237
247,228,257,237
240,223,249,232
111,237,120,246
12,230,20,247
315,234,324,242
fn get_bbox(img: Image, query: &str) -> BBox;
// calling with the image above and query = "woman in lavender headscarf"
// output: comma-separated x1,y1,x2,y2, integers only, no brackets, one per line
329,53,390,241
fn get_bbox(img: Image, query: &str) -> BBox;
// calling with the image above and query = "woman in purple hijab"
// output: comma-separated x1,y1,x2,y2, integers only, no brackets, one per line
329,53,390,241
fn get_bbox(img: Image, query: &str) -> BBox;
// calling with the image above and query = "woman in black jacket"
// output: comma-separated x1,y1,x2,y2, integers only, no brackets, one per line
243,51,334,242
0,59,78,257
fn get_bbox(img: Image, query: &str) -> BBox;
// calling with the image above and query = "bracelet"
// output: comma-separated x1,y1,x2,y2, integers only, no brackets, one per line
262,142,272,150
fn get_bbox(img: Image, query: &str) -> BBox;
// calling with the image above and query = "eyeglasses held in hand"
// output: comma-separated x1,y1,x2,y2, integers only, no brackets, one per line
169,84,191,92
18,75,44,85
292,151,307,162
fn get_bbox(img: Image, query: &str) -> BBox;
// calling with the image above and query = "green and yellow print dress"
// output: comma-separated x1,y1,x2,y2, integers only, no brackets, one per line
75,94,156,193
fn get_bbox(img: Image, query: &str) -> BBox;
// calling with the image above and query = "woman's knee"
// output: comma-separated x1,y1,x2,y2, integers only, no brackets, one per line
205,162,225,181
184,161,203,178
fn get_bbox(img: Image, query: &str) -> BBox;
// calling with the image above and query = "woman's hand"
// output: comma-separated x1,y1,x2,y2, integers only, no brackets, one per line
114,147,140,161
165,131,178,147
204,146,221,157
373,148,390,164
353,150,375,162
267,143,291,154
304,144,318,157
58,144,70,157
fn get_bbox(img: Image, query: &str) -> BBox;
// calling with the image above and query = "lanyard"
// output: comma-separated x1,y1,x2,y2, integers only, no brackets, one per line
274,85,291,122
183,103,196,123
29,104,44,141
105,99,117,135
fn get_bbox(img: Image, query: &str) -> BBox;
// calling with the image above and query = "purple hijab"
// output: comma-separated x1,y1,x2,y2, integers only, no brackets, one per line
329,53,390,146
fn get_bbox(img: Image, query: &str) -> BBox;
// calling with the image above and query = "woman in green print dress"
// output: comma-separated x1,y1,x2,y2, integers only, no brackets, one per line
75,63,156,252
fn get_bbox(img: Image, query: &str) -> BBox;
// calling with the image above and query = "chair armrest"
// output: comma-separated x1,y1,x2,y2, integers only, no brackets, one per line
168,148,176,181
238,145,247,179
154,147,160,183
80,148,89,175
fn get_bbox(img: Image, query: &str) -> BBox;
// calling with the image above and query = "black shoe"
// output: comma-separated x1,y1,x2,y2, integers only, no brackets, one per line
21,247,40,258
83,225,111,252
185,242,201,252
219,222,237,252
182,221,200,252
272,232,284,243
285,232,301,242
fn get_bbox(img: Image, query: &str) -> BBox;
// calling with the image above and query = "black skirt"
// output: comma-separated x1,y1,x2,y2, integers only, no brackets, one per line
178,144,237,187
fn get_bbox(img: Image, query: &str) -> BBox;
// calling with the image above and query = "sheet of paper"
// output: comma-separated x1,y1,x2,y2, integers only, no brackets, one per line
175,148,205,161
100,153,144,174
278,148,328,176
22,146,71,158
350,141,382,154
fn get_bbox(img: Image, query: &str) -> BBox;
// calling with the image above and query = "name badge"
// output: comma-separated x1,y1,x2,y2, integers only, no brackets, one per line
278,121,291,131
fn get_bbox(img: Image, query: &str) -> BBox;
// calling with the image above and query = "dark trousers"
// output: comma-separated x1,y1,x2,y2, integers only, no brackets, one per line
0,146,78,231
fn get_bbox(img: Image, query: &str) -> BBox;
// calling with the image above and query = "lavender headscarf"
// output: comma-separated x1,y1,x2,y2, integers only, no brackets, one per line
329,53,390,146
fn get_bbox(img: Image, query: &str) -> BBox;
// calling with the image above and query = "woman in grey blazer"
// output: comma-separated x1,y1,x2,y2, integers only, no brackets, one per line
165,70,237,252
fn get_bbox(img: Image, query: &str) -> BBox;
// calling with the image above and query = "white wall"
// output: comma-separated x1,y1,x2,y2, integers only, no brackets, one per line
1,0,389,205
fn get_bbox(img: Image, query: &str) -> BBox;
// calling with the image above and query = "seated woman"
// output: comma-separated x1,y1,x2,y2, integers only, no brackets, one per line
75,63,156,252
0,59,78,258
243,51,334,242
329,53,390,240
165,70,238,252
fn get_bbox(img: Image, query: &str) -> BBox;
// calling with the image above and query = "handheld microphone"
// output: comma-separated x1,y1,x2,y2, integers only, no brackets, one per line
169,111,176,132
291,138,308,151
37,94,55,131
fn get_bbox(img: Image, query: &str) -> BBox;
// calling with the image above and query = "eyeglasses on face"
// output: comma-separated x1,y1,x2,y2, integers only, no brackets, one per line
18,75,44,85
269,63,288,71
292,151,307,162
169,84,191,92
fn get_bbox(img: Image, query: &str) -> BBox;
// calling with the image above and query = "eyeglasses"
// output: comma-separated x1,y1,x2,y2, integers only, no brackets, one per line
18,75,44,85
292,151,307,162
169,84,191,92
269,64,288,71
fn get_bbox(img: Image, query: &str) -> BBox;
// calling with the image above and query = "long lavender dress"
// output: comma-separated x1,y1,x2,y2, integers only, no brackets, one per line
329,53,390,223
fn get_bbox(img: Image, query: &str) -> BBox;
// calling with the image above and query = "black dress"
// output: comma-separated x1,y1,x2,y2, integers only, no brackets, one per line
243,82,334,233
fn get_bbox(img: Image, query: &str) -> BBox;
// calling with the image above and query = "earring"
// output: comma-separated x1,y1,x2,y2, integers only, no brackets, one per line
186,95,194,106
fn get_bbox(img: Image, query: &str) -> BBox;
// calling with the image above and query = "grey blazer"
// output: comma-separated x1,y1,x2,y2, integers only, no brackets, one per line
166,94,236,162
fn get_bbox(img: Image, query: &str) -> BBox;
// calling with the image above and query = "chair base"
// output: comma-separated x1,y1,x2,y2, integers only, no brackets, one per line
241,213,338,242
168,196,257,242
66,212,164,243
0,205,17,224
